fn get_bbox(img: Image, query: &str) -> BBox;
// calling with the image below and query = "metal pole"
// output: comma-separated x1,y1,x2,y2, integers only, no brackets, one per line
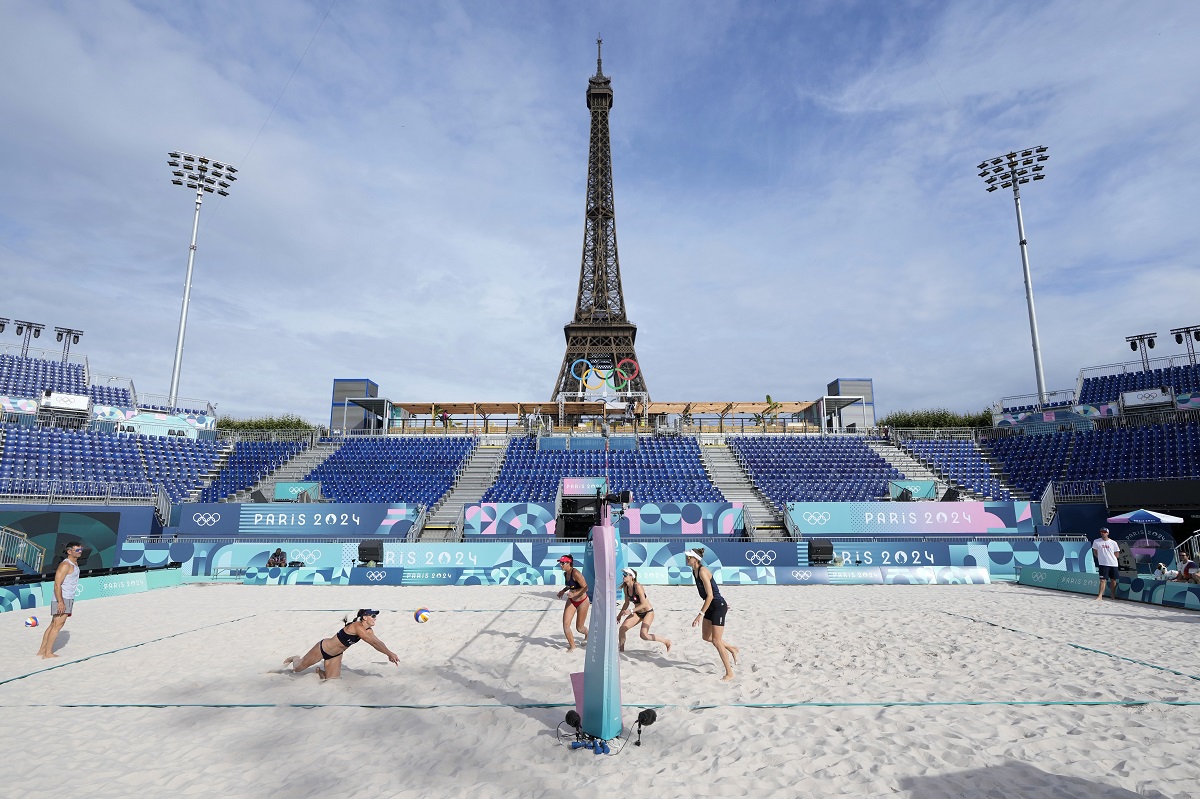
1010,178,1048,405
168,187,204,409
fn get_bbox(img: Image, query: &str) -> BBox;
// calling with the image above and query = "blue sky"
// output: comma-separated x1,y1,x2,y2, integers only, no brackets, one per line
2,1,1199,423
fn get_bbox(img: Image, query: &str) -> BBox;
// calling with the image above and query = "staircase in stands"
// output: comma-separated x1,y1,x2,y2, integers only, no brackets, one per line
863,440,962,499
188,443,236,502
418,442,508,542
223,441,342,503
699,443,788,541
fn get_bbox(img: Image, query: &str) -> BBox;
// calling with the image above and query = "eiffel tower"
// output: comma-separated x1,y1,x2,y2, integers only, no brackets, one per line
551,40,649,402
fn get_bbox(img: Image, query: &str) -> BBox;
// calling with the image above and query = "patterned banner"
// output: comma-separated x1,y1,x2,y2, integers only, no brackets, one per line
787,501,1036,536
174,502,420,537
463,501,745,537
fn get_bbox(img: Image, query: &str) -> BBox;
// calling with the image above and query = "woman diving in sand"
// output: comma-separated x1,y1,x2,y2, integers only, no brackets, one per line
283,609,399,679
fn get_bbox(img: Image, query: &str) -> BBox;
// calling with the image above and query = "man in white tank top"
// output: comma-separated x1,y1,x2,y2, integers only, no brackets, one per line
37,542,83,659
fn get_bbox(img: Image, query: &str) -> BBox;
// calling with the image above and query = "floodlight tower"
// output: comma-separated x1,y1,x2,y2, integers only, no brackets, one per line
165,151,238,409
1126,332,1158,372
978,146,1050,405
1170,324,1200,366
12,320,45,358
54,327,84,364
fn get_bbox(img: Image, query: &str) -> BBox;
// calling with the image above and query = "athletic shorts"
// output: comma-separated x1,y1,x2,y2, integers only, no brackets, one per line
703,598,728,627
1097,565,1119,580
51,599,74,617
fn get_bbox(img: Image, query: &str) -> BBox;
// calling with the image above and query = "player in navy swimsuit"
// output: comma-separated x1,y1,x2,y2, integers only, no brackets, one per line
685,548,739,681
556,555,590,650
284,609,400,679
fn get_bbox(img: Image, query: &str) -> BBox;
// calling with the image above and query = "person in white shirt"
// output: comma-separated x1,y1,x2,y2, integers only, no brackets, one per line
1177,554,1200,584
1092,527,1120,601
37,542,83,658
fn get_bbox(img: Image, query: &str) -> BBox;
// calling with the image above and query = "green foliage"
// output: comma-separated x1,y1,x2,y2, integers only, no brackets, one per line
216,414,317,430
877,408,994,429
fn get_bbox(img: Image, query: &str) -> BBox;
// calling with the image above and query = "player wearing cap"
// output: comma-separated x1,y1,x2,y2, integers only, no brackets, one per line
685,548,739,681
617,567,671,654
556,555,590,650
283,609,399,679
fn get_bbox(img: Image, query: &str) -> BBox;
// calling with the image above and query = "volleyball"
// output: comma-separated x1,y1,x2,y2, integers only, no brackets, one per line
414,608,431,623
25,616,39,628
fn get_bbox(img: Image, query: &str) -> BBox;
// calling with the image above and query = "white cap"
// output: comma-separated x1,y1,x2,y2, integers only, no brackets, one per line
684,548,705,563
622,567,636,577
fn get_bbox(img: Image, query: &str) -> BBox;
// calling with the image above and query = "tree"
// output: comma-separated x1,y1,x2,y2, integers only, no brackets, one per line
877,408,993,429
216,414,316,430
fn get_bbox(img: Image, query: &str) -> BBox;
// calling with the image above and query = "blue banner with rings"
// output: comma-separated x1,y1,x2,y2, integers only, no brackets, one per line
173,503,420,537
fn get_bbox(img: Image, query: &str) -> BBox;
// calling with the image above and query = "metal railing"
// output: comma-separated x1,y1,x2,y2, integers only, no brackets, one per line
1052,480,1105,502
1,524,46,572
1040,481,1057,525
0,342,90,370
1176,532,1200,567
216,428,322,444
996,389,1076,413
1078,355,1196,381
0,478,156,505
890,427,979,442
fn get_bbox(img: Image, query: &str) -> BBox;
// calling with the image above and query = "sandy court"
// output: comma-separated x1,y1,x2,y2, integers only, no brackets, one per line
2,582,1199,798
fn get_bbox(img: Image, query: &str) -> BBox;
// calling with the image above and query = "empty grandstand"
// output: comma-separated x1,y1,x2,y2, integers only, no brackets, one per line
305,436,475,506
900,438,1015,501
728,435,903,505
482,436,723,504
199,440,307,502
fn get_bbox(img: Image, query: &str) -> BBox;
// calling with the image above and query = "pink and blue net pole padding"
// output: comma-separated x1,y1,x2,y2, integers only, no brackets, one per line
578,520,623,742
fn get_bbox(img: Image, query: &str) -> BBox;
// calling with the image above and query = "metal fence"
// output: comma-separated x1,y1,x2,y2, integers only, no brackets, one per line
1,524,46,572
0,478,155,505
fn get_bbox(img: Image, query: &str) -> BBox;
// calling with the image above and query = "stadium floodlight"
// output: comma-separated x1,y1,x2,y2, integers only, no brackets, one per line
1125,333,1157,372
0,317,7,334
1169,324,1200,366
165,150,238,408
12,319,45,358
977,145,1051,406
53,327,84,364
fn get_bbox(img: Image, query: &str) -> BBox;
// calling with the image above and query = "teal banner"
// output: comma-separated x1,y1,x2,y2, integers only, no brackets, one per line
274,482,322,501
888,480,937,500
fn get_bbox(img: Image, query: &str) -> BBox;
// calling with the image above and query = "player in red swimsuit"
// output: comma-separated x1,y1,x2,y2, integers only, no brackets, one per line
556,555,590,651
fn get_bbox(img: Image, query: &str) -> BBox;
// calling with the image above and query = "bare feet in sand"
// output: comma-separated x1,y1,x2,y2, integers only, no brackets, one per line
727,645,739,664
721,672,735,682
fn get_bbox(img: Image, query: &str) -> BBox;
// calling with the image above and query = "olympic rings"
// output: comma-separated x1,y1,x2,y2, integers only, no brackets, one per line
745,550,777,566
569,358,640,391
801,512,831,525
791,570,812,581
193,512,222,526
290,549,323,564
366,571,386,581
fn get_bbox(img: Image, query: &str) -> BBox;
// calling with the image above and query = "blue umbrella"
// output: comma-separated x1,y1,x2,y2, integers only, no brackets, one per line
1106,509,1183,546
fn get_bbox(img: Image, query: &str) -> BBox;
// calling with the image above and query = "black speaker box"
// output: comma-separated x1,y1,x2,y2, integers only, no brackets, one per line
251,489,270,503
358,540,384,565
941,488,961,502
808,538,834,564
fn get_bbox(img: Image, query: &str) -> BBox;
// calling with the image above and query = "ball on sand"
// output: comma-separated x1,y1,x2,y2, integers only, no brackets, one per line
414,608,431,623
25,616,39,628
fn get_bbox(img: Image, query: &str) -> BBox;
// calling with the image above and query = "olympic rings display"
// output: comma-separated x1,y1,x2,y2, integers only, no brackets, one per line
366,571,386,582
569,358,640,391
745,550,777,566
290,549,323,564
801,512,831,526
193,512,222,526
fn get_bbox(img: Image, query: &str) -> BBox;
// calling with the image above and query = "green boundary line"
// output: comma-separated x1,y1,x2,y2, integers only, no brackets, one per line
4,700,1200,710
940,610,1200,682
0,614,260,688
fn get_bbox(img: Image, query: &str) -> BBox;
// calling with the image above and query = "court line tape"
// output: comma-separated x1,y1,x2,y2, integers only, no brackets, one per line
0,614,261,689
940,610,1200,683
5,700,1200,710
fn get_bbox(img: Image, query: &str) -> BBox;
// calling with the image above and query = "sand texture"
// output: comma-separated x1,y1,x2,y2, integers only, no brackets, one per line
2,582,1199,797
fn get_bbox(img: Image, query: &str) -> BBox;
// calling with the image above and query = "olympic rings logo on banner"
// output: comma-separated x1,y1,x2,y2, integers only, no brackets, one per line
791,570,812,581
193,512,221,526
1032,572,1048,583
745,550,777,566
802,512,830,526
366,571,386,582
1135,392,1162,400
570,358,640,391
290,549,323,564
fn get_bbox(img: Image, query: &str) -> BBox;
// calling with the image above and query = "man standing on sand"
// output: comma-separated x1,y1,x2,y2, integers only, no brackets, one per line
1092,527,1120,601
36,542,82,658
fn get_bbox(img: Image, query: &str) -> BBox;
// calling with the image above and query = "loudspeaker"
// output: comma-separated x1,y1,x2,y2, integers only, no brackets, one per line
251,489,270,503
1116,541,1137,575
808,539,834,564
358,540,384,566
897,488,913,502
295,490,312,503
941,488,961,502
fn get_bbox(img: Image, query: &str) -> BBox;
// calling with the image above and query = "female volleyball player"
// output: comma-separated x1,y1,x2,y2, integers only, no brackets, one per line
617,567,671,654
685,548,739,681
556,554,590,650
283,609,399,679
